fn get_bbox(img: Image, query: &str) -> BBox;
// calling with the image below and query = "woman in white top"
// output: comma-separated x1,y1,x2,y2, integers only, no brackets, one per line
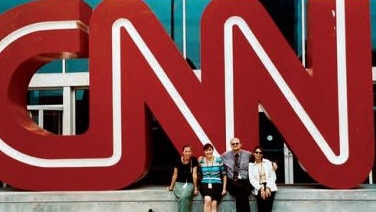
248,146,277,212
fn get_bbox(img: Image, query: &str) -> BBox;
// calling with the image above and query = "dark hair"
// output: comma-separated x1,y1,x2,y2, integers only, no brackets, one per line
203,143,214,151
182,144,193,151
252,145,264,154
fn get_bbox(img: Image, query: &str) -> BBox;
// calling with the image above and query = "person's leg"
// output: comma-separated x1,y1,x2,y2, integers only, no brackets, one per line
173,182,183,199
203,196,212,212
178,183,194,212
226,180,235,195
227,180,241,210
237,194,251,212
237,180,251,212
211,184,223,212
229,180,251,212
173,183,184,211
256,192,266,212
211,200,218,212
264,192,276,212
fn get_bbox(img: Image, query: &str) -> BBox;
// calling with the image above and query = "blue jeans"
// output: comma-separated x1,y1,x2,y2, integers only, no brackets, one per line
173,182,194,212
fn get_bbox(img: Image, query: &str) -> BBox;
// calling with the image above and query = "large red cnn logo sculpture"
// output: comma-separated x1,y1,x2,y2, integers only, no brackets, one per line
0,0,373,190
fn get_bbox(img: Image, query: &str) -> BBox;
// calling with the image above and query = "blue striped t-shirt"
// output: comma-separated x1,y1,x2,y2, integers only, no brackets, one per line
199,156,226,184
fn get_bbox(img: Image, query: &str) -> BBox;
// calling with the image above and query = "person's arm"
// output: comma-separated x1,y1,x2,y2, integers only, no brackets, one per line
260,155,277,170
192,166,199,195
272,161,278,171
248,163,261,191
221,174,227,195
265,160,276,186
220,160,227,195
167,168,178,191
265,161,276,198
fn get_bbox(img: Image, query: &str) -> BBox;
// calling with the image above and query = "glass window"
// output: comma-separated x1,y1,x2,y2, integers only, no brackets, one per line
0,0,34,12
84,0,102,8
29,110,39,125
144,0,210,69
37,60,62,74
28,90,63,105
66,59,89,73
43,110,63,134
259,0,300,53
371,0,376,50
144,0,172,35
185,0,210,69
75,89,89,134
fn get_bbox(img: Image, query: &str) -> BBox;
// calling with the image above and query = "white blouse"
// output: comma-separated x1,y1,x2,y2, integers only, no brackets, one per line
248,158,277,195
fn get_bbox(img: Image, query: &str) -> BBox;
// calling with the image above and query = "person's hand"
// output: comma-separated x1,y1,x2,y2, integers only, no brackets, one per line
265,187,271,198
221,189,227,196
193,188,199,195
167,186,173,191
260,188,266,200
272,162,278,170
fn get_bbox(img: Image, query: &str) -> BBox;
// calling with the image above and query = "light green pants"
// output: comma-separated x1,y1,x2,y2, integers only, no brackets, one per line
173,182,194,212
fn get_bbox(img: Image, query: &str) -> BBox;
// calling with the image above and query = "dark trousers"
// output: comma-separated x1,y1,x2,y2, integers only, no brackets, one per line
227,179,251,212
255,191,276,212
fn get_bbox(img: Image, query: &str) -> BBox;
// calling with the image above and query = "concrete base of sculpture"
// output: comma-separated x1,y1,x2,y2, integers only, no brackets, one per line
0,184,375,211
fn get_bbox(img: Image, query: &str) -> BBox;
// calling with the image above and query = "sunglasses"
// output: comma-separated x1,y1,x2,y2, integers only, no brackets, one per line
254,151,263,155
231,142,240,146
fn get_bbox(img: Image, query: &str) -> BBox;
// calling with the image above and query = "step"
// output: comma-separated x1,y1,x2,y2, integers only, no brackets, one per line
0,184,375,211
